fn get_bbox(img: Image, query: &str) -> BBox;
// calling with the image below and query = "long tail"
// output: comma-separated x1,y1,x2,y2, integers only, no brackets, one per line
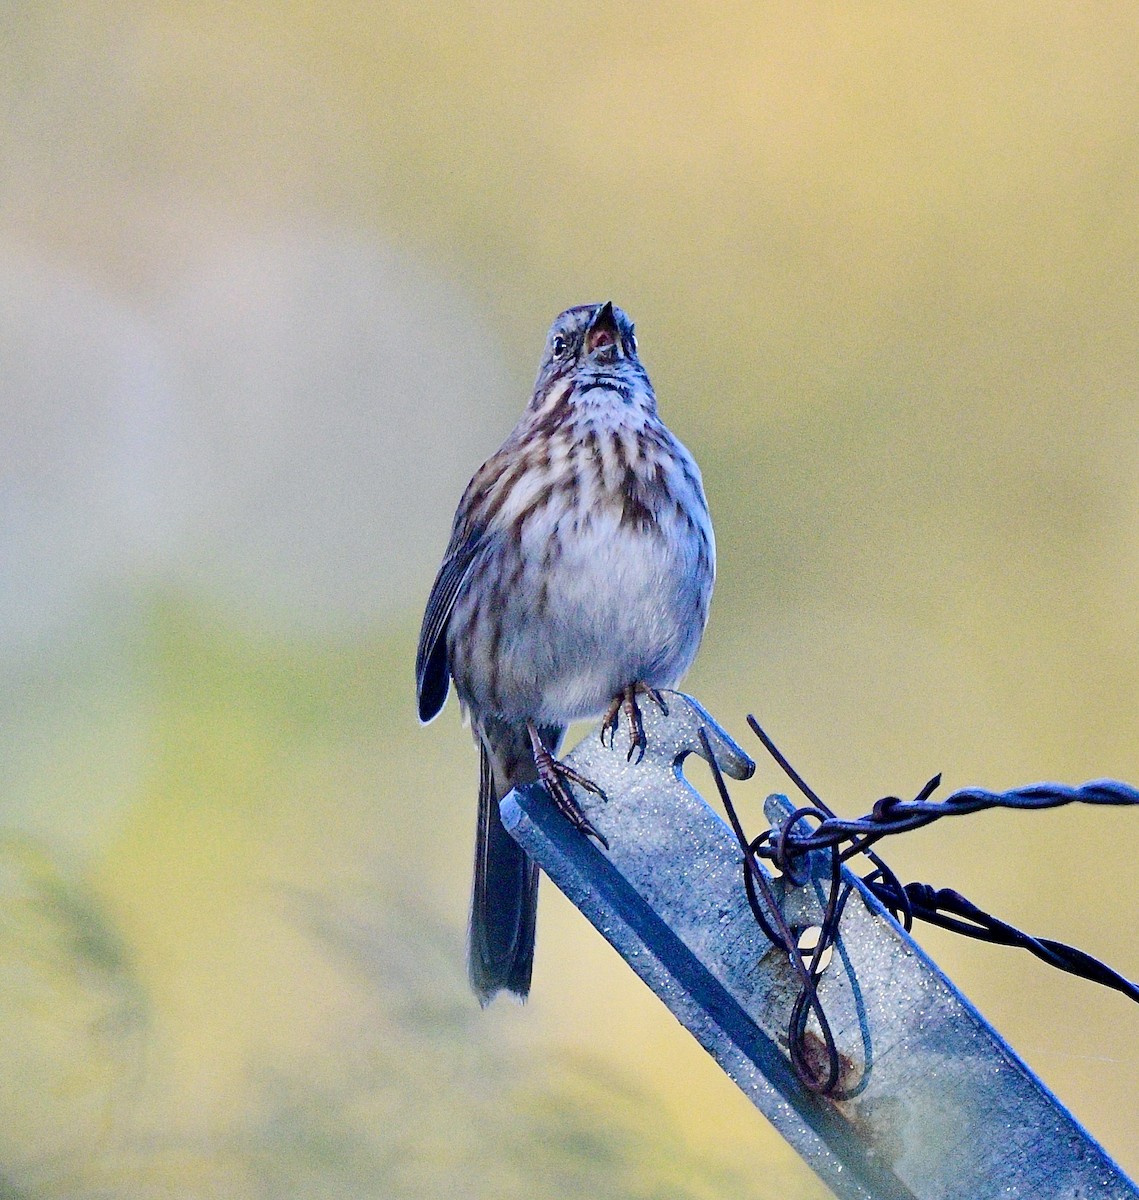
468,721,563,1004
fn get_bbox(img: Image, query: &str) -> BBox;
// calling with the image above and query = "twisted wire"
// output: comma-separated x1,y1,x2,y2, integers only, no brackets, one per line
704,715,1139,1095
699,727,845,1094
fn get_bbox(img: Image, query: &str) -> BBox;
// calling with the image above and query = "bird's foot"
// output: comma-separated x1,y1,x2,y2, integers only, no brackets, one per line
527,724,609,850
599,683,670,764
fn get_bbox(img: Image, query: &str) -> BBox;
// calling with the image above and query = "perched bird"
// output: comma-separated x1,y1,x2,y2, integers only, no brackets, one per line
415,301,714,1004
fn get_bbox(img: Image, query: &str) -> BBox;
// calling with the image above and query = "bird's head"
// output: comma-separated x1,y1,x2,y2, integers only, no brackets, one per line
532,301,646,402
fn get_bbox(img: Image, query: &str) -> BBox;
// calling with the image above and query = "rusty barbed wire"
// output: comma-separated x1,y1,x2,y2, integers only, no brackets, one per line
701,715,1139,1096
698,726,847,1095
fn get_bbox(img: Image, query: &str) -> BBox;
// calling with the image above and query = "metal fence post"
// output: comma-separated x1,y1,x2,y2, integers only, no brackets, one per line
501,691,1138,1200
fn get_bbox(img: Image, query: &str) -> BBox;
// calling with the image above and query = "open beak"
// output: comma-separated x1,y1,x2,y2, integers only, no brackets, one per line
584,300,620,359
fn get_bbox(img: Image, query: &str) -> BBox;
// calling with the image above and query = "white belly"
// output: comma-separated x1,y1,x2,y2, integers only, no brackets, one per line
488,500,711,724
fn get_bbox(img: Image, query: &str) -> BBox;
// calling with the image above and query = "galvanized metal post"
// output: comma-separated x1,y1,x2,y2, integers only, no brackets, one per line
501,691,1138,1200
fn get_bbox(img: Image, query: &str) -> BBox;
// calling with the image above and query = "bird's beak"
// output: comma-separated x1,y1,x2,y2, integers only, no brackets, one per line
585,301,620,358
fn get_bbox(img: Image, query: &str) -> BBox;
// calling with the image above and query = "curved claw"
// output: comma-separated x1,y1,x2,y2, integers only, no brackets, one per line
579,816,610,851
600,697,622,749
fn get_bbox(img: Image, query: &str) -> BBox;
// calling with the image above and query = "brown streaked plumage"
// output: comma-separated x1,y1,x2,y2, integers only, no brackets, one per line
416,301,714,1004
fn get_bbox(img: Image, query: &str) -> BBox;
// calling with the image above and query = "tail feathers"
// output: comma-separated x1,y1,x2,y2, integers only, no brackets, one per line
468,739,539,1004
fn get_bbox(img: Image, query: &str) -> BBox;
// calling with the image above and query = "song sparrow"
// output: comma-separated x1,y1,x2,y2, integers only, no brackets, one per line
415,301,714,1003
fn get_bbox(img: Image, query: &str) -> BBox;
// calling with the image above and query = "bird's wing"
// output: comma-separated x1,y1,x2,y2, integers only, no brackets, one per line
415,526,486,723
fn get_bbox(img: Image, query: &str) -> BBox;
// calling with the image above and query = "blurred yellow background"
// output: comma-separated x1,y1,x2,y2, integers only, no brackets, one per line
3,3,1138,1194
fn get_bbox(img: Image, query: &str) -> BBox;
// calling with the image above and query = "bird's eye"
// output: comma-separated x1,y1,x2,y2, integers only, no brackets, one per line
552,334,569,357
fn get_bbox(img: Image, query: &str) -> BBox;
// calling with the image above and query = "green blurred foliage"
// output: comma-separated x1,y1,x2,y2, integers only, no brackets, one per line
2,2,1138,1192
